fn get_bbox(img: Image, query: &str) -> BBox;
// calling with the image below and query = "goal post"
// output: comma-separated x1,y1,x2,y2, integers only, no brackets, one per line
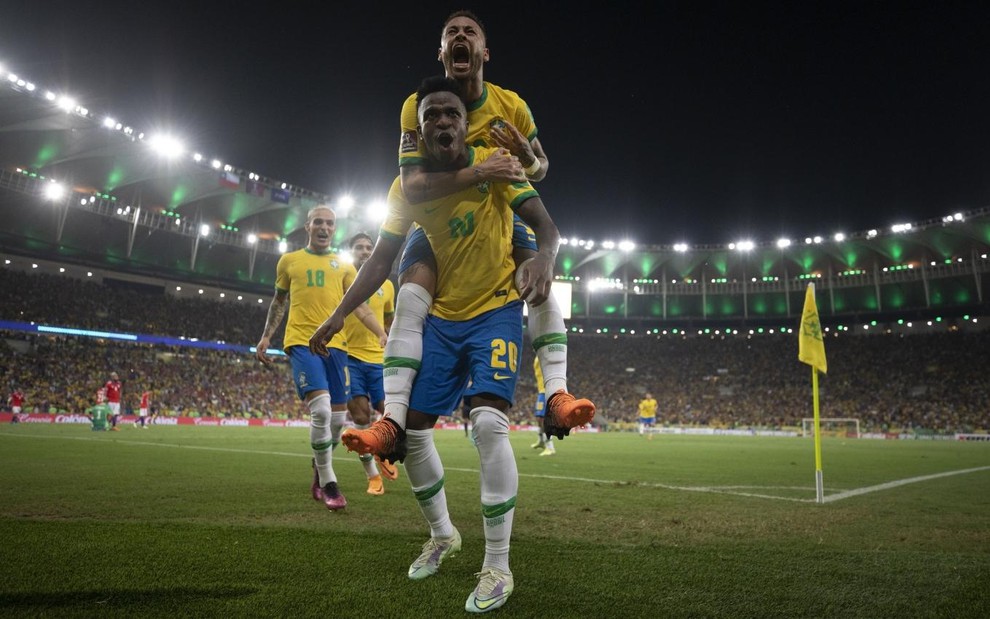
802,418,861,439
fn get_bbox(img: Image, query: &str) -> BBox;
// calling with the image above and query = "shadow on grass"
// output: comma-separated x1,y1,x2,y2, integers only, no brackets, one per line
0,585,258,609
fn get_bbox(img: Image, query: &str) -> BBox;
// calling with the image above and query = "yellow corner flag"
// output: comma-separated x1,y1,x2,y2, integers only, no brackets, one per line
798,283,827,375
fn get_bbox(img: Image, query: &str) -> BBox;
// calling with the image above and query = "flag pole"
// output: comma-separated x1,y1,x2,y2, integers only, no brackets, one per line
812,366,824,504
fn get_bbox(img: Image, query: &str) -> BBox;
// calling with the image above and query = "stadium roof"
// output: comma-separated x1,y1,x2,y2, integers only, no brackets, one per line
2,69,989,298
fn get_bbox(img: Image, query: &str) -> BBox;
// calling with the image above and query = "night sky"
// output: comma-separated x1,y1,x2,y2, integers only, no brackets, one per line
2,1,988,245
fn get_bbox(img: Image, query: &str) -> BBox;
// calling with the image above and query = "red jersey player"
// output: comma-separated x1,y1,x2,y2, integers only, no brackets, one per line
105,372,123,431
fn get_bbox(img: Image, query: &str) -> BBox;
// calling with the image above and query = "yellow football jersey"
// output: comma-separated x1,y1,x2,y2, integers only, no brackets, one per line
639,398,658,419
275,248,356,352
342,279,395,364
398,81,537,167
534,357,545,396
380,147,538,321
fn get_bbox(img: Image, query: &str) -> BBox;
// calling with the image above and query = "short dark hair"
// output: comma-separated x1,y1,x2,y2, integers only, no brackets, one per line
349,232,373,248
443,10,486,39
416,75,464,109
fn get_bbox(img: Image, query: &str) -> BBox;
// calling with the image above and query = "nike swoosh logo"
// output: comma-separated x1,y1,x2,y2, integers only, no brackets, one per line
472,595,506,611
493,373,512,381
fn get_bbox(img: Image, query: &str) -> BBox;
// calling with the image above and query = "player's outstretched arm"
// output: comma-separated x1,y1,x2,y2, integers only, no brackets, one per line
514,196,559,306
256,290,288,366
309,235,403,356
400,149,526,204
353,303,388,348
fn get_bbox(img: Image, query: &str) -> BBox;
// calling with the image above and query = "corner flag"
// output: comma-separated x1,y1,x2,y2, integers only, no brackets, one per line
798,283,827,374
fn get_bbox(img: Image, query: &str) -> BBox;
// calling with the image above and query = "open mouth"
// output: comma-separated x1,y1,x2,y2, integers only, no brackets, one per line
437,133,454,148
452,44,470,68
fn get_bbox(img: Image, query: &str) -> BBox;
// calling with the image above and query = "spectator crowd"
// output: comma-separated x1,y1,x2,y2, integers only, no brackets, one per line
2,267,987,434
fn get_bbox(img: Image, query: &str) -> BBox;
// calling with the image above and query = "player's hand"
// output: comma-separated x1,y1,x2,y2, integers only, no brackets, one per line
515,254,554,306
309,313,344,357
255,336,272,366
474,148,526,184
378,332,389,348
490,123,537,171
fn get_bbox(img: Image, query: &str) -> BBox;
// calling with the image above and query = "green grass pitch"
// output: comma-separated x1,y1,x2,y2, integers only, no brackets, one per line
1,425,988,618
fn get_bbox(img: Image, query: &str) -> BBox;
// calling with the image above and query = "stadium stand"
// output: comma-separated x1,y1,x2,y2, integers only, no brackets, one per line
1,268,986,434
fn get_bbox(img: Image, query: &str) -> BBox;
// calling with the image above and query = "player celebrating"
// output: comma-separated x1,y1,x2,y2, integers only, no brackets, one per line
341,10,593,463
342,231,398,495
639,392,658,439
255,206,387,511
105,372,123,431
310,76,561,613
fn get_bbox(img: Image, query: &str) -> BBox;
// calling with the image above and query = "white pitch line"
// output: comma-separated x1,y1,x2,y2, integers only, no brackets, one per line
820,466,990,503
4,432,987,504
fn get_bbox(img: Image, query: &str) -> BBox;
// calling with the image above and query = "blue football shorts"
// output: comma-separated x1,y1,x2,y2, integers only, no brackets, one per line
347,356,385,404
409,301,524,416
287,346,350,404
533,392,546,418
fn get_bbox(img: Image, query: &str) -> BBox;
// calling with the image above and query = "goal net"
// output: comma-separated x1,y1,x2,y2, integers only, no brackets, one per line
801,418,861,439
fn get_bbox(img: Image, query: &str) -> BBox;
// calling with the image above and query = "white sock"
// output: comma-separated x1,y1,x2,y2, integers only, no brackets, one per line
330,410,347,448
308,394,336,485
470,406,517,573
545,436,555,450
355,423,380,478
383,283,432,430
529,294,568,395
405,428,454,539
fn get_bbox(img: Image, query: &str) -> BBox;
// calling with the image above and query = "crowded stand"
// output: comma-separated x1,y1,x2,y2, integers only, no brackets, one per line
1,268,987,434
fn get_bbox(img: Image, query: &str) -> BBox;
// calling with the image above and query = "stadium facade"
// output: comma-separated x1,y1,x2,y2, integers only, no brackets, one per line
2,70,988,331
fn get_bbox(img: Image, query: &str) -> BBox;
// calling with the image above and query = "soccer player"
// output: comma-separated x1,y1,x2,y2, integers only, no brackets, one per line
344,10,593,458
255,206,387,511
342,231,398,495
310,76,560,613
136,387,151,429
529,359,555,456
639,392,658,440
87,389,111,432
105,371,122,431
8,387,24,423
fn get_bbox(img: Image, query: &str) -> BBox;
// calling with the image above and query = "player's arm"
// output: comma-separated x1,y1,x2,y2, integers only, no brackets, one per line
513,195,560,306
309,234,404,356
399,152,527,204
256,289,288,366
353,302,387,347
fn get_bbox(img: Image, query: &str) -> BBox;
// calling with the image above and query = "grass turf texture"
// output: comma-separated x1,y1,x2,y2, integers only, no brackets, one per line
1,425,988,618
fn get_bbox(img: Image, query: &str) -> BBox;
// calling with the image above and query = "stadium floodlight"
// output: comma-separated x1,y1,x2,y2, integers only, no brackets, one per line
6,72,17,82
199,224,210,237
367,199,389,222
336,194,355,216
192,153,203,162
102,117,117,129
776,238,791,249
25,82,35,91
258,298,264,303
891,223,912,233
86,272,92,277
32,263,38,269
219,293,225,298
59,267,65,273
559,238,569,246
44,90,56,101
867,229,878,238
280,182,288,190
211,159,222,169
57,96,76,112
237,295,243,301
278,240,288,254
673,242,689,253
247,233,258,244
834,232,846,242
569,237,578,246
42,181,66,201
198,289,204,295
734,240,755,252
148,134,185,159
618,240,635,252
602,240,616,249
953,212,963,221
176,286,182,291
813,236,823,244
